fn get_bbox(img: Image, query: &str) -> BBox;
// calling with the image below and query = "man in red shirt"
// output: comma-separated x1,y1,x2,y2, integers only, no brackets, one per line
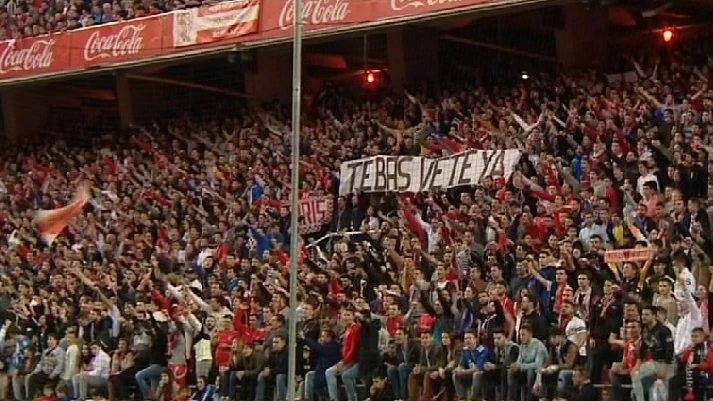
609,319,640,401
325,307,361,401
385,303,404,338
213,316,239,371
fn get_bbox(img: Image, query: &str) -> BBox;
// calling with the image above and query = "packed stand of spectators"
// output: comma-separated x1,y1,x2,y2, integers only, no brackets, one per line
0,0,221,39
2,42,713,401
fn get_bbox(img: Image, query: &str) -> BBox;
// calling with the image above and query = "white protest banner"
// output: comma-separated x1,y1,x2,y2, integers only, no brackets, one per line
285,196,334,234
338,149,522,196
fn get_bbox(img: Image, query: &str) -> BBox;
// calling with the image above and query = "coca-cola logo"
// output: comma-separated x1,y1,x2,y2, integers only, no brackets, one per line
277,0,350,31
83,24,146,62
0,39,55,74
390,0,463,12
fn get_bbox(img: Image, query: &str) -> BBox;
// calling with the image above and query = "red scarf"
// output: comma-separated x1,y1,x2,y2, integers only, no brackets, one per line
553,284,570,314
574,288,592,320
599,296,615,319
559,315,571,331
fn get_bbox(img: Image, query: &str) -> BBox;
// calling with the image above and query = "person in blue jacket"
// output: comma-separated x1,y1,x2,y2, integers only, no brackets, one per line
302,329,342,401
189,376,217,401
452,330,489,401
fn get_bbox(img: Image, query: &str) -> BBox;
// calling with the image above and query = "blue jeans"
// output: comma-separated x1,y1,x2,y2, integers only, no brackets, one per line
303,371,315,400
386,363,411,400
556,369,573,397
255,372,287,401
325,363,359,401
453,371,483,400
71,375,80,400
220,372,232,397
135,364,163,401
508,368,536,401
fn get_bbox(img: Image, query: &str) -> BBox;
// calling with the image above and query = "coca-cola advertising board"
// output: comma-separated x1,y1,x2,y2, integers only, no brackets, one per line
261,0,493,35
0,15,170,80
0,36,70,78
70,18,165,67
0,0,519,82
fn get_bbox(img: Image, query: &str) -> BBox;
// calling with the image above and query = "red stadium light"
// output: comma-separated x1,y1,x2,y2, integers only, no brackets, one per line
662,29,673,43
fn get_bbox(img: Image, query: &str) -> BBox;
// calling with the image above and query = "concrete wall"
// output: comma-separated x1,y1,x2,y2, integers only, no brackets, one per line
116,74,134,127
388,28,440,92
116,76,169,127
245,47,293,102
556,3,608,69
1,85,49,141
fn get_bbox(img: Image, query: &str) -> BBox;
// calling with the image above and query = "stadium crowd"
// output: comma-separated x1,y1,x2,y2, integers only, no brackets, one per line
0,42,711,401
0,0,218,39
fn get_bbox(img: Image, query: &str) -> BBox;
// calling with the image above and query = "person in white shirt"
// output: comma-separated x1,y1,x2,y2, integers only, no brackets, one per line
74,342,111,401
182,310,213,379
578,213,607,251
60,330,80,396
674,275,702,358
636,163,659,198
560,301,588,361
672,255,696,299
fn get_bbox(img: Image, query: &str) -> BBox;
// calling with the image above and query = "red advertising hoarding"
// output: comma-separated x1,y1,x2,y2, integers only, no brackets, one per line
0,0,507,82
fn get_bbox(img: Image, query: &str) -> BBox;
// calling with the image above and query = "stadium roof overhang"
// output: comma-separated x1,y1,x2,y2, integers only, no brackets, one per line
0,0,573,88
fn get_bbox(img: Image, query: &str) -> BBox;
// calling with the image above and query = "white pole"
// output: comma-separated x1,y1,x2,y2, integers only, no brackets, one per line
286,0,303,398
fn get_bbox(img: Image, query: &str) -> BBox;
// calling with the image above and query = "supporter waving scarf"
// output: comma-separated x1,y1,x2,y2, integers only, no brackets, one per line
34,183,90,245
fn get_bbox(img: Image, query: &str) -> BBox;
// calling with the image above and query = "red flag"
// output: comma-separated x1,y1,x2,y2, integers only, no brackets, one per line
34,184,90,245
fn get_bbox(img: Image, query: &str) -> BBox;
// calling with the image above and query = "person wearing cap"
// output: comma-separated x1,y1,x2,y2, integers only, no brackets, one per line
296,345,313,400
